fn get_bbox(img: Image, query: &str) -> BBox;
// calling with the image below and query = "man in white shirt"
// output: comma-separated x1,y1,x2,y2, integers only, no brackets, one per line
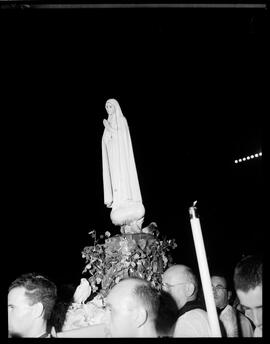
211,273,254,337
162,264,211,337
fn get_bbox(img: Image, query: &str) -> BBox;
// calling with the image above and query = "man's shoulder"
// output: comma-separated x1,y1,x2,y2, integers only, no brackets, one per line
174,309,211,337
183,308,208,318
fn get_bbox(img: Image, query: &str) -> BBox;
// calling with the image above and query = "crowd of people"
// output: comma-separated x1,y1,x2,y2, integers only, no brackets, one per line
7,255,262,338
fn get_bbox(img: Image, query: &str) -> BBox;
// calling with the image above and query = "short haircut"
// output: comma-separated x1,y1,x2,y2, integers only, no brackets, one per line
211,270,231,290
132,281,160,321
8,272,57,320
233,255,262,292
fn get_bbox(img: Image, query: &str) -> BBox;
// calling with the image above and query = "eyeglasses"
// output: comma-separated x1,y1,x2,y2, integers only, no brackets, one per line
162,282,189,289
212,285,227,291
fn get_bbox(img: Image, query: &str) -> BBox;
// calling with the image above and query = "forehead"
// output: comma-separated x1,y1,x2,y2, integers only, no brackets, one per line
8,287,29,305
237,285,262,309
211,276,226,286
105,101,114,107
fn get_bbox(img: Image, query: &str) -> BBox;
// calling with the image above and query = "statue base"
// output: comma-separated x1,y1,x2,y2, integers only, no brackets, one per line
110,201,145,233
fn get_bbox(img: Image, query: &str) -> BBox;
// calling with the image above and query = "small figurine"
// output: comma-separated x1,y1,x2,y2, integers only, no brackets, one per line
73,278,91,304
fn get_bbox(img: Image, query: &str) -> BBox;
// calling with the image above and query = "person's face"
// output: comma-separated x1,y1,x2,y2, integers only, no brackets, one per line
236,285,262,330
105,101,115,116
105,284,137,337
211,276,229,309
8,287,36,337
162,272,188,309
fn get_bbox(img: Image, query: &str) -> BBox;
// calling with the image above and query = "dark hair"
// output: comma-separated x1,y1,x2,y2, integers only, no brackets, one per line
156,290,178,337
48,283,76,332
133,282,160,321
211,270,232,290
8,272,57,321
233,255,262,292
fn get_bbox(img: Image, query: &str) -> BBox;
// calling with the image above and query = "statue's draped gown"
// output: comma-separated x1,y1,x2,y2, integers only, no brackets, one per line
102,99,142,211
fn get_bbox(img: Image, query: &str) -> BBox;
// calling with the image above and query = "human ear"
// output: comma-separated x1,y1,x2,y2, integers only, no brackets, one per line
186,283,195,297
32,302,44,319
134,307,147,328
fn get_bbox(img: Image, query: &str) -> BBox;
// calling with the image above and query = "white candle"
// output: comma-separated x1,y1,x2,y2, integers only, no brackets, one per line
189,203,221,337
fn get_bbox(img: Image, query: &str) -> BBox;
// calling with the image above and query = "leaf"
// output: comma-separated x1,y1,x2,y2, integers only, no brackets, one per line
162,255,168,266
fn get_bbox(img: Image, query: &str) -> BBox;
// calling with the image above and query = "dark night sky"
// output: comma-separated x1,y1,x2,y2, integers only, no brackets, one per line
2,3,264,290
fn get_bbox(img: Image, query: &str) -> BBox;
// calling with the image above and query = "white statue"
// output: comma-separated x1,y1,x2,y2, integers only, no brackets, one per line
102,98,145,233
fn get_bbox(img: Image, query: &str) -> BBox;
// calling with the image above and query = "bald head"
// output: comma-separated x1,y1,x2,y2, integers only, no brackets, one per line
108,279,144,310
105,278,159,337
163,265,197,286
162,265,198,308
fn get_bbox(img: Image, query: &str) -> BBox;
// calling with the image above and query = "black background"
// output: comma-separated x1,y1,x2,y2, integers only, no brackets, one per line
2,2,264,291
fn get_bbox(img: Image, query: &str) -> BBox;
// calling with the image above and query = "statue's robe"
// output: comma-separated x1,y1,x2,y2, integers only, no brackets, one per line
102,99,142,216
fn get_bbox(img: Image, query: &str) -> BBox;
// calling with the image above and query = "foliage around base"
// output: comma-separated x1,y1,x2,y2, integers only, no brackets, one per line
82,227,178,297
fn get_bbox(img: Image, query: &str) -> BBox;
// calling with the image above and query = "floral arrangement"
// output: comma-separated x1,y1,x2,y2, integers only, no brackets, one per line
81,224,178,297
62,294,107,331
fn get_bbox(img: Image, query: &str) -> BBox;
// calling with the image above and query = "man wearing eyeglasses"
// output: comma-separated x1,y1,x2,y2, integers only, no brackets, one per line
162,264,211,337
211,273,254,337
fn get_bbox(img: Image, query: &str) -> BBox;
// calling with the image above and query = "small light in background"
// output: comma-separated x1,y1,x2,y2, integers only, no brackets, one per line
234,151,262,164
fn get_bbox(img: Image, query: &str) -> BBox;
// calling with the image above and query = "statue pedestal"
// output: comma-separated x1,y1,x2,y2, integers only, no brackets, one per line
106,232,155,248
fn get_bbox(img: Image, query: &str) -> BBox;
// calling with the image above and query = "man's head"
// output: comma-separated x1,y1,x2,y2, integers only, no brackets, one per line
162,264,198,309
105,278,159,337
211,274,232,309
233,255,262,331
8,273,57,337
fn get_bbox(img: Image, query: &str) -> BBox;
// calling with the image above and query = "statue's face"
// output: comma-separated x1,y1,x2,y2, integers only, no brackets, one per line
105,102,115,116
